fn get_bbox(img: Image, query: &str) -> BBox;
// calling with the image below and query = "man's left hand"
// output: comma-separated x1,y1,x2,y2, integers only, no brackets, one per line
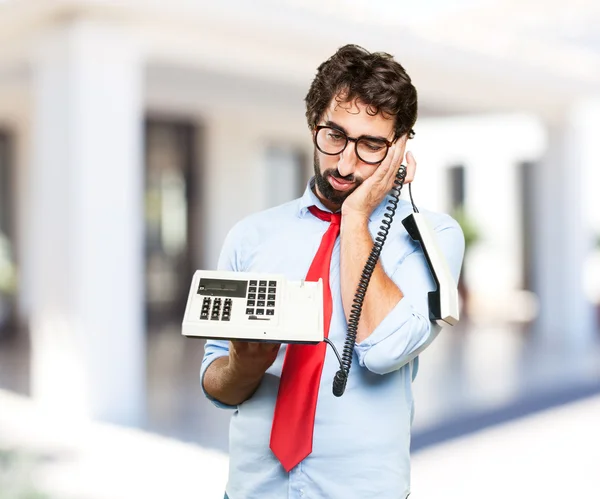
341,142,417,220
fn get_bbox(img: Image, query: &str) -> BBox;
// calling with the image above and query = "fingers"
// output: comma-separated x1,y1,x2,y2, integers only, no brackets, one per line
378,142,405,188
403,150,417,184
261,342,281,354
390,143,405,180
231,340,280,355
251,341,280,351
370,143,398,187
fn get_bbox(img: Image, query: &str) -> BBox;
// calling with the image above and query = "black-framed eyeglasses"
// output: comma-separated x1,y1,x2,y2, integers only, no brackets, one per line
313,125,395,165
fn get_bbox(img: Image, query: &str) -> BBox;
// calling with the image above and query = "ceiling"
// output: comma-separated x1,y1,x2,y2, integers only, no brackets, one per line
0,0,598,119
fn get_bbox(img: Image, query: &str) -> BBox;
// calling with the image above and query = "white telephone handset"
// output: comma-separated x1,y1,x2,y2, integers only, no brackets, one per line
182,270,324,343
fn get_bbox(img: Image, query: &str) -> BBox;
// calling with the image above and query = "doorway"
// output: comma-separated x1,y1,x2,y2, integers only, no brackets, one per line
144,119,200,329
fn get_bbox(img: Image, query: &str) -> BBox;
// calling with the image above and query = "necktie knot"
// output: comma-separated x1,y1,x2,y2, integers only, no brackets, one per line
308,205,341,225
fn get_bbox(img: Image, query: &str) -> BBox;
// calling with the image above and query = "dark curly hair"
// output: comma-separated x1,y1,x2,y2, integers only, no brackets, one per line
305,44,417,140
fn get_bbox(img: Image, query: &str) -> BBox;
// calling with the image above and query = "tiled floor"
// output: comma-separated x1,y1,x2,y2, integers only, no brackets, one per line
1,366,599,499
2,387,598,499
2,319,600,453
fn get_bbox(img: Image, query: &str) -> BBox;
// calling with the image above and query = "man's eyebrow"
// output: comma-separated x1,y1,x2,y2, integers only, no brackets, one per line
324,120,389,142
324,120,346,132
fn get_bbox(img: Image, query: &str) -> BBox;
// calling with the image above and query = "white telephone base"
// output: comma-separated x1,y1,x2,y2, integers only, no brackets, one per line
182,270,324,343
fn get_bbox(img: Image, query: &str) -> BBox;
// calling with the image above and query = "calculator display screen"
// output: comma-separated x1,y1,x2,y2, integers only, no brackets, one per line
198,278,248,298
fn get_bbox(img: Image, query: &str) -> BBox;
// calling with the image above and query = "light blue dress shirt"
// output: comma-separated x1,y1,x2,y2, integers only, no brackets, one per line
201,177,465,499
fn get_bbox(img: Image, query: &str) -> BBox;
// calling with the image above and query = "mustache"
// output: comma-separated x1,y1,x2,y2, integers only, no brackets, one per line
326,169,355,183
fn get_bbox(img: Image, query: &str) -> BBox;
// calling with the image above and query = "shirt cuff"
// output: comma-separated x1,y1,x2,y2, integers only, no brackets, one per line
353,297,431,375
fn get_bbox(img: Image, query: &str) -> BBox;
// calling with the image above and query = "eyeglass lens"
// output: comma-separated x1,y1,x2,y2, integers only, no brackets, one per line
316,127,388,164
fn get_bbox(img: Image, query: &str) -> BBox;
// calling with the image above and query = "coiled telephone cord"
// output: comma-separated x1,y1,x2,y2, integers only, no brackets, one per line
325,165,409,397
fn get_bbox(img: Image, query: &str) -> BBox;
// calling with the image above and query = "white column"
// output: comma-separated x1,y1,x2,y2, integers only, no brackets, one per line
531,102,598,350
29,20,145,425
203,115,264,268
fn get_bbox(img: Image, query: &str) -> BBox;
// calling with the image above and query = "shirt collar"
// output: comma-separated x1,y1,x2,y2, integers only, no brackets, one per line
297,176,389,222
297,177,330,217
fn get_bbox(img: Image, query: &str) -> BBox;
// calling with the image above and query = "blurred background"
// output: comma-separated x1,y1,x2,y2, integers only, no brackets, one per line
0,0,599,497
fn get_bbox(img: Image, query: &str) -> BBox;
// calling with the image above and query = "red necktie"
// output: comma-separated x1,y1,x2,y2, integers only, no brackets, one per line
270,205,341,472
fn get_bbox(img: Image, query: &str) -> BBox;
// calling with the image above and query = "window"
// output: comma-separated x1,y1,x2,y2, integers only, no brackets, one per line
447,164,465,212
144,119,200,327
264,145,307,208
0,130,16,332
519,161,534,291
0,131,12,239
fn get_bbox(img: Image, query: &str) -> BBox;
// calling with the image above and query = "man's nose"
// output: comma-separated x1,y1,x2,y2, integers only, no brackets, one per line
337,144,358,177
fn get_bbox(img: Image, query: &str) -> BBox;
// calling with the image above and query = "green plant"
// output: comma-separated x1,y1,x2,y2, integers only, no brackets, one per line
451,205,481,252
0,233,16,296
0,449,52,499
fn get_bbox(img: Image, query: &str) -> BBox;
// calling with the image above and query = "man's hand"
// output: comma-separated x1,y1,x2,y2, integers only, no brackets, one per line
341,139,417,220
227,341,281,383
203,341,281,406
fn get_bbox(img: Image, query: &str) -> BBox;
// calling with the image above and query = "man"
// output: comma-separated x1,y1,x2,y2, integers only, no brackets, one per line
201,44,465,498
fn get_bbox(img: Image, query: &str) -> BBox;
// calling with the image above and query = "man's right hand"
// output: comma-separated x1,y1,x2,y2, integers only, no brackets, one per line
227,341,281,382
203,341,281,406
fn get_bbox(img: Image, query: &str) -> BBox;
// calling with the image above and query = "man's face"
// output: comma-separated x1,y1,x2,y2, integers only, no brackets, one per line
312,96,396,212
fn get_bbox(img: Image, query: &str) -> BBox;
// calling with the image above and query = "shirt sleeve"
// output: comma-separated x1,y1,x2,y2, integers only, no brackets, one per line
199,223,246,409
353,214,465,375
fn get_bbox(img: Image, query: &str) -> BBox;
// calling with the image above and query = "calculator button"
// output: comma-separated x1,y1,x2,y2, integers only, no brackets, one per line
256,308,265,315
246,308,254,315
267,301,275,307
266,309,274,316
249,287,257,293
268,281,277,287
257,300,265,307
247,300,255,306
259,287,267,293
221,315,230,321
268,294,276,301
249,280,257,286
259,280,267,286
258,294,266,300
200,313,209,320
248,293,256,300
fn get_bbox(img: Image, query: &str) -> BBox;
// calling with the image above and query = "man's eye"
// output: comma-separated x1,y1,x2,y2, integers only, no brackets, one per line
363,141,385,151
328,133,344,141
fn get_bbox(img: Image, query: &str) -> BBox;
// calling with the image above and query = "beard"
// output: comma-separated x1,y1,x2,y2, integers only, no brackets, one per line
313,150,363,207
